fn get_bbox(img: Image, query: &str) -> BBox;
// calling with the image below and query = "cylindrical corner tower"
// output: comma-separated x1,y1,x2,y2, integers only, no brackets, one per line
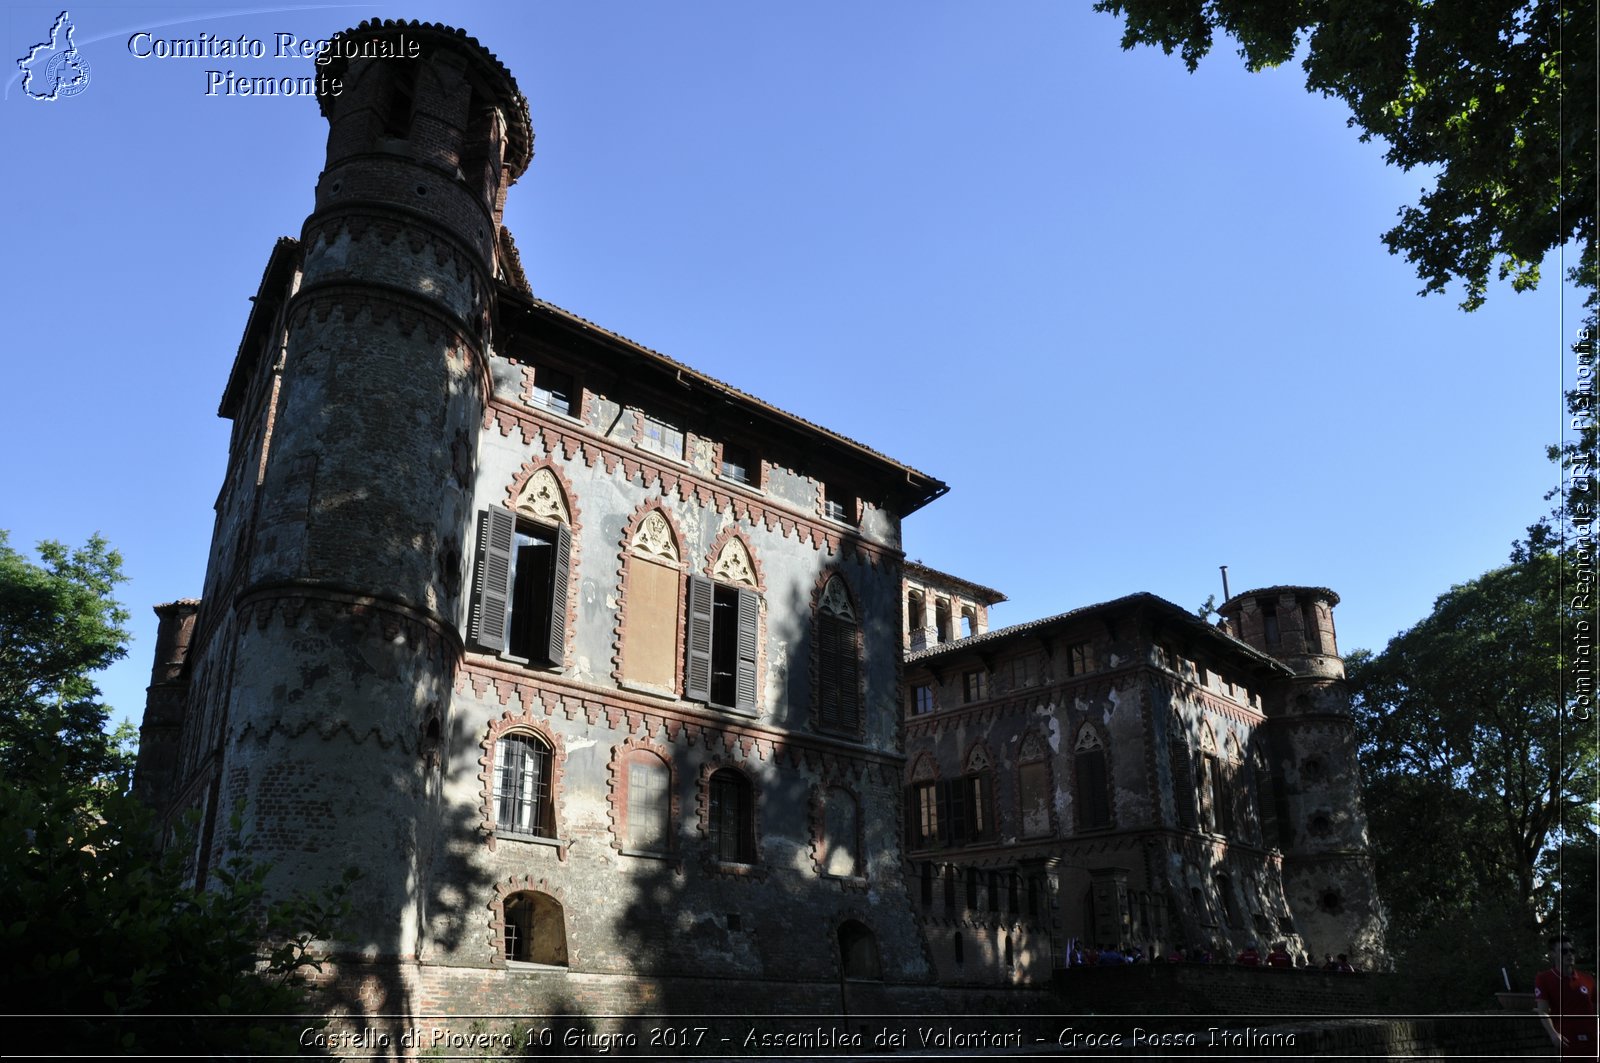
1218,587,1387,970
215,19,533,992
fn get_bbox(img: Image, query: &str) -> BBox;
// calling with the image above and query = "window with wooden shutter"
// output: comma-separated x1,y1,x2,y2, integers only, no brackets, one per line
472,508,570,666
470,508,517,652
687,572,761,712
1075,727,1112,830
684,575,715,702
816,576,860,734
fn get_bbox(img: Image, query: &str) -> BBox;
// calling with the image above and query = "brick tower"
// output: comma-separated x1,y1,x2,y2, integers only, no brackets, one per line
1218,587,1387,969
187,19,532,997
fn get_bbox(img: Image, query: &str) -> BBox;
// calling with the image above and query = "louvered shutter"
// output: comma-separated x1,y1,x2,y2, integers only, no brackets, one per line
684,575,714,701
734,588,759,711
837,619,860,730
471,508,516,651
543,523,571,665
817,615,841,730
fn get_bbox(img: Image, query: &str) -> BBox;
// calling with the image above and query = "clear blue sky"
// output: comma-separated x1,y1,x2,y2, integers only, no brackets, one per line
1,2,1583,734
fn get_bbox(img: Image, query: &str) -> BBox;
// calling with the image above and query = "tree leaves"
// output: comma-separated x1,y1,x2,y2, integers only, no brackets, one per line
1093,0,1596,310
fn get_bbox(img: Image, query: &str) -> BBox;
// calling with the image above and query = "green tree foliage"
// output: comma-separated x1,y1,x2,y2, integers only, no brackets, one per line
0,532,133,792
0,531,355,1051
0,773,356,1052
1350,552,1598,996
1094,0,1596,310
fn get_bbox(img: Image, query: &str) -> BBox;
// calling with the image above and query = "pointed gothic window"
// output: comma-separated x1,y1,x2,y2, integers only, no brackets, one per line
621,510,681,692
470,487,572,664
686,538,760,712
816,576,861,734
1074,727,1112,830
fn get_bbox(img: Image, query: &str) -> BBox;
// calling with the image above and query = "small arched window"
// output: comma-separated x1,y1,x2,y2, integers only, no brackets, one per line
1074,727,1112,830
838,920,881,979
503,891,567,966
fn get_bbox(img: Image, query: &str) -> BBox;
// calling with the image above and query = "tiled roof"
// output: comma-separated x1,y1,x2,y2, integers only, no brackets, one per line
905,591,1291,674
505,289,949,512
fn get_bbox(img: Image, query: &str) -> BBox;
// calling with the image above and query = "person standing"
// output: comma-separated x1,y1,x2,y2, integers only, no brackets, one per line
1535,935,1598,1059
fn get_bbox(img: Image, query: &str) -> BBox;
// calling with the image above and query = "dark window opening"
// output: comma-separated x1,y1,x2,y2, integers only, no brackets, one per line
531,365,575,415
952,931,965,965
685,576,758,711
838,921,881,979
1076,746,1111,830
1301,600,1322,653
1262,602,1280,648
472,509,570,665
911,684,934,715
503,891,567,966
1067,642,1091,676
816,595,861,732
381,64,417,139
708,769,755,863
920,861,934,906
943,866,956,913
966,867,980,910
962,670,986,703
720,442,754,485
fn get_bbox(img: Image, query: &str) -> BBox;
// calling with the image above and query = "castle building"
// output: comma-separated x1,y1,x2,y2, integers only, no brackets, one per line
898,572,1387,983
133,19,958,1019
134,17,1383,1025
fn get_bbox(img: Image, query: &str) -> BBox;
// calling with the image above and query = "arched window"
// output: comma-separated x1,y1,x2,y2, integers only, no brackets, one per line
621,510,681,693
707,768,756,864
495,732,554,837
1074,727,1112,830
471,474,573,664
625,751,672,853
963,745,994,842
838,920,881,979
822,787,861,877
503,891,567,966
686,538,760,711
1018,732,1051,839
1170,715,1199,829
1214,872,1237,927
815,576,861,733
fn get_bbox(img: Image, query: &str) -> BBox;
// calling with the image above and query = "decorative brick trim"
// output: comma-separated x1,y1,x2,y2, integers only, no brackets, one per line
485,396,900,567
695,757,768,882
454,661,902,781
605,736,682,862
489,875,569,968
611,501,688,695
479,714,569,859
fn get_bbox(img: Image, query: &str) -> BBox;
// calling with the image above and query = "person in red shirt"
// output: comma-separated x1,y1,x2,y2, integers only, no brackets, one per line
1266,942,1293,968
1535,934,1598,1059
1236,943,1261,966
